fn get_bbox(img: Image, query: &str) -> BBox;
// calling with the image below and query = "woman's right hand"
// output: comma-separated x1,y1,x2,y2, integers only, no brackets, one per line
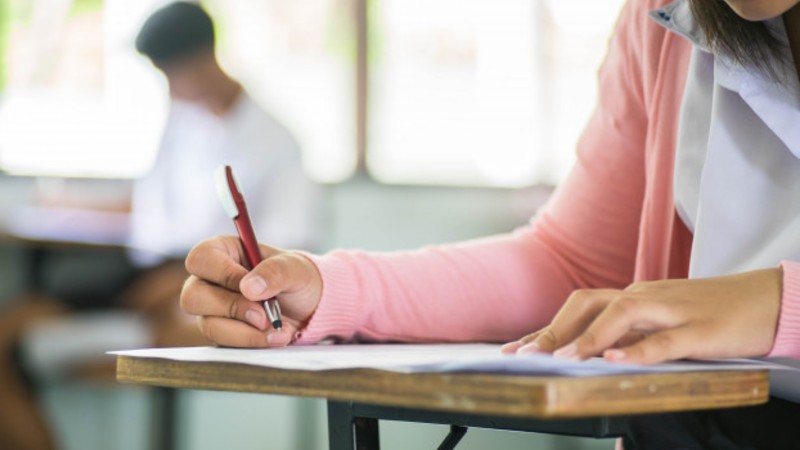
180,236,323,347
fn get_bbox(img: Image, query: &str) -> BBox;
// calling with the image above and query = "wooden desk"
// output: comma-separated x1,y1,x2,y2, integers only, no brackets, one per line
0,205,131,293
116,356,769,450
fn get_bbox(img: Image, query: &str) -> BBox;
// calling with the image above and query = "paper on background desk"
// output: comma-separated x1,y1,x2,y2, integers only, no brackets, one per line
111,343,790,377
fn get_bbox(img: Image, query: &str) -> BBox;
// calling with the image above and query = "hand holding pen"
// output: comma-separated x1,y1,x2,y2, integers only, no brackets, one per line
216,165,284,330
180,163,322,347
181,234,323,347
185,165,323,347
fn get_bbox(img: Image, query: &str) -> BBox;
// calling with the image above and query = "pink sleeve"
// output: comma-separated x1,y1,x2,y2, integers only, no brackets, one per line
768,261,800,357
296,1,652,344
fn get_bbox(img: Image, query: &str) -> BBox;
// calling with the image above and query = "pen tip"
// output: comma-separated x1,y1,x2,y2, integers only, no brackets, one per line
272,319,283,330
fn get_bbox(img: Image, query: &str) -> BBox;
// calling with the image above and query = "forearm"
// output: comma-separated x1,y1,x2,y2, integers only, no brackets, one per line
296,229,578,344
295,0,651,345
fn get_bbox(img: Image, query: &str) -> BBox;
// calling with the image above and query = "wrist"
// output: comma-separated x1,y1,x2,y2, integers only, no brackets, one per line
769,262,800,357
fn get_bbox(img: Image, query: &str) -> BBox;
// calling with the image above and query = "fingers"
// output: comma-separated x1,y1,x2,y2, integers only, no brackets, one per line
568,296,679,360
181,276,268,330
182,236,323,348
501,289,620,355
500,329,544,354
506,288,682,362
182,275,294,348
604,328,696,364
197,316,293,348
612,330,650,348
532,289,620,353
509,270,783,364
185,237,249,291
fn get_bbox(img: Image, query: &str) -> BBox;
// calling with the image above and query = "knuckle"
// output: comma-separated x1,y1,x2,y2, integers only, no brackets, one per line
185,238,217,272
566,289,604,314
567,289,591,303
197,317,214,342
246,332,264,348
179,277,199,312
227,298,240,320
178,289,193,313
519,330,541,344
220,264,243,290
540,328,561,347
579,330,598,349
184,245,203,273
650,333,674,352
262,258,288,286
624,281,649,293
625,280,666,293
609,296,639,316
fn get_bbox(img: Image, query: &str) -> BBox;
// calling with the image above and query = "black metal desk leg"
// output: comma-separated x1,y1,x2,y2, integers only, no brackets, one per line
437,425,467,450
328,401,380,450
151,387,177,450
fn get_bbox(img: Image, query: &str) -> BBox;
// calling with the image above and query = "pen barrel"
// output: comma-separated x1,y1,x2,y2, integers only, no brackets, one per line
234,202,262,270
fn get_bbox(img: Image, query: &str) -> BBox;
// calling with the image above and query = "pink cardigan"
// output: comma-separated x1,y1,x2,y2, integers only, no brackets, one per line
297,0,800,358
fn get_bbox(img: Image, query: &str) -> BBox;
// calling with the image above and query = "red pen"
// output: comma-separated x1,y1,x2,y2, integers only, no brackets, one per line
214,165,282,330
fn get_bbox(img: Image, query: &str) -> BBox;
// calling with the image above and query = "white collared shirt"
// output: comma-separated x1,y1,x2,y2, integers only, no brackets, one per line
128,93,318,265
651,0,800,279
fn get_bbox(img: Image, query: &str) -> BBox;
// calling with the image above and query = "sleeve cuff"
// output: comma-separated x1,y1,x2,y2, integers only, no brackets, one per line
293,251,365,344
769,260,800,357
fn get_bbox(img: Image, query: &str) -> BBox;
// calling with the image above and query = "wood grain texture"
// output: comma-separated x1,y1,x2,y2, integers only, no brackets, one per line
117,356,769,419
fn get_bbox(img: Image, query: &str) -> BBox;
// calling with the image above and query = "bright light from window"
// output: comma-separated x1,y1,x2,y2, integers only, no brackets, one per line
546,0,626,36
205,0,357,184
0,0,626,186
368,0,626,187
0,0,168,179
0,0,356,183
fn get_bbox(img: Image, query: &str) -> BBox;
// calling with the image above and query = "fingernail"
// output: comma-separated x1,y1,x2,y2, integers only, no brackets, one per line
553,343,577,359
245,309,263,329
241,274,268,296
500,342,519,353
516,342,540,355
267,331,289,346
604,349,627,362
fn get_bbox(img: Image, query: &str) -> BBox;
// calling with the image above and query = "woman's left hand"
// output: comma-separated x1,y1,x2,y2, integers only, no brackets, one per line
501,268,783,364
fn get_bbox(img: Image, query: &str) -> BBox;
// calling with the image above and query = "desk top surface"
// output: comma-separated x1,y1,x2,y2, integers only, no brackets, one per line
116,355,768,419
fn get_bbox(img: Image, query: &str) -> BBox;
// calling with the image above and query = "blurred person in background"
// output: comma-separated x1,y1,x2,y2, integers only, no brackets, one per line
0,2,317,449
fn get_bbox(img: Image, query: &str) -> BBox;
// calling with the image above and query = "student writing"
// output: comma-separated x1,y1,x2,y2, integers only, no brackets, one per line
180,0,800,448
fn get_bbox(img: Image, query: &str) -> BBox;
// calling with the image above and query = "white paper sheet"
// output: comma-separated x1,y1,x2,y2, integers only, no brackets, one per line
111,343,790,377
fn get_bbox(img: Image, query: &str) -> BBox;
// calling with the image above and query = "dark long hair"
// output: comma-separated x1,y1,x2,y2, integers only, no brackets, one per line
688,0,787,79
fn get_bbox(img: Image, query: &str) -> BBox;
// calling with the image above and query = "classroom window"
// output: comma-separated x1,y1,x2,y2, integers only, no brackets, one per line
0,0,167,178
366,0,626,187
0,0,356,183
0,0,624,186
203,0,357,184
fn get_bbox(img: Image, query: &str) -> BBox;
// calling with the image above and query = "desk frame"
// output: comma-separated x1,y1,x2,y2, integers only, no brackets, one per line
327,401,627,450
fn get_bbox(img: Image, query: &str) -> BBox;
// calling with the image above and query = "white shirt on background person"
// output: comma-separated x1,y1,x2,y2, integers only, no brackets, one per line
128,92,318,265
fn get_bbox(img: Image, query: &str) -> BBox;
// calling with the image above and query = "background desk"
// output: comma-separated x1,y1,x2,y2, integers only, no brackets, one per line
116,356,768,450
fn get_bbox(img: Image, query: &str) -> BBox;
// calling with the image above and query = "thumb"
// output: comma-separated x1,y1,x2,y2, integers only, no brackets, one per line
239,252,313,301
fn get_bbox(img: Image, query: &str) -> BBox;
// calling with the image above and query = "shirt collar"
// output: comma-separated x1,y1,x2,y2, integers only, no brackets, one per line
648,0,709,52
650,0,800,155
649,0,793,83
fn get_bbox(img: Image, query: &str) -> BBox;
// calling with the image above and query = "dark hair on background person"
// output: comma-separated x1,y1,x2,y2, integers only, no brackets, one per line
688,0,787,80
135,1,215,68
